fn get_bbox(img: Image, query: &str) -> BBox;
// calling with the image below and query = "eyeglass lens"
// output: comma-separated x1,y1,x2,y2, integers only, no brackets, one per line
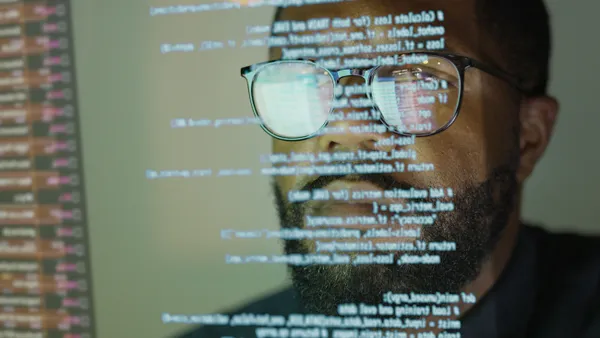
250,56,461,139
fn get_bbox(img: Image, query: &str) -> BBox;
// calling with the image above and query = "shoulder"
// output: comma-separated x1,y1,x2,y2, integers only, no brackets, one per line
524,224,600,337
173,286,300,338
525,224,600,288
525,224,600,264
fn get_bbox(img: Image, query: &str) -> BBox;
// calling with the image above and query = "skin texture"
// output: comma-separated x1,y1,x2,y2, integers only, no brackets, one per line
264,0,558,330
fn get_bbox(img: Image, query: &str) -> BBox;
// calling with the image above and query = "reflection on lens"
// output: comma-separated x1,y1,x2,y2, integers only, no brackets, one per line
252,61,334,139
371,56,460,135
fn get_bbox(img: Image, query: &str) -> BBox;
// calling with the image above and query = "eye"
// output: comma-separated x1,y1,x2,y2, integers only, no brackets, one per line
414,71,458,89
415,71,437,79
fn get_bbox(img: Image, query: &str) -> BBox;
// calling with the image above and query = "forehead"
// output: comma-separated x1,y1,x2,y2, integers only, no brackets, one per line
278,0,475,20
273,0,495,63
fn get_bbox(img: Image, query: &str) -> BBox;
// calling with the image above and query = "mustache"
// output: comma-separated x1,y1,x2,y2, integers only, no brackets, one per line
299,173,416,194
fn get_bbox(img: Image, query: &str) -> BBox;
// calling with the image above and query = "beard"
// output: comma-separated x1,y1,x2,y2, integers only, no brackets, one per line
272,163,519,316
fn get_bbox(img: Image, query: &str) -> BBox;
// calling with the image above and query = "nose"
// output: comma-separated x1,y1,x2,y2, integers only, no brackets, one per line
318,75,393,153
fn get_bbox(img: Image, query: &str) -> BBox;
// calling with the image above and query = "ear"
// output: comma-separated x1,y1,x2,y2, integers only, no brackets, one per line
516,96,559,182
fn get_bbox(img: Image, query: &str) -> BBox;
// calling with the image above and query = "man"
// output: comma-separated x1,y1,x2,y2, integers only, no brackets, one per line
178,0,600,337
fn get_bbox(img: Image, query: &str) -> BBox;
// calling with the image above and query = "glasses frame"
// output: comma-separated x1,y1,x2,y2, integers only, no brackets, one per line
241,51,525,141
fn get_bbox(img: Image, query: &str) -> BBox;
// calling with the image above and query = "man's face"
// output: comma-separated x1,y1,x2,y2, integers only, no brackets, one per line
268,0,529,315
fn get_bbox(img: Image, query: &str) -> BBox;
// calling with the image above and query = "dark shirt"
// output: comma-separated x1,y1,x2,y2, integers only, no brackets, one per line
176,224,600,338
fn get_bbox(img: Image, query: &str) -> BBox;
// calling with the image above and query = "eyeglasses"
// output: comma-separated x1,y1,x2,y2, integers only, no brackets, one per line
240,52,525,141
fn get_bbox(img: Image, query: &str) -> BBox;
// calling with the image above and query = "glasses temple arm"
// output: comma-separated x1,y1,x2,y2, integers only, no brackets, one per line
468,59,526,92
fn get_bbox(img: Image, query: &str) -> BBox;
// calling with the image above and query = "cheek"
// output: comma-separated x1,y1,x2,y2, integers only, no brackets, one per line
273,139,315,194
407,132,487,189
275,174,295,196
409,84,508,186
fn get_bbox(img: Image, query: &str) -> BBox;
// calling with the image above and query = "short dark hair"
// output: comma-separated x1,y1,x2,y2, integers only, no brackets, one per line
273,0,551,96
